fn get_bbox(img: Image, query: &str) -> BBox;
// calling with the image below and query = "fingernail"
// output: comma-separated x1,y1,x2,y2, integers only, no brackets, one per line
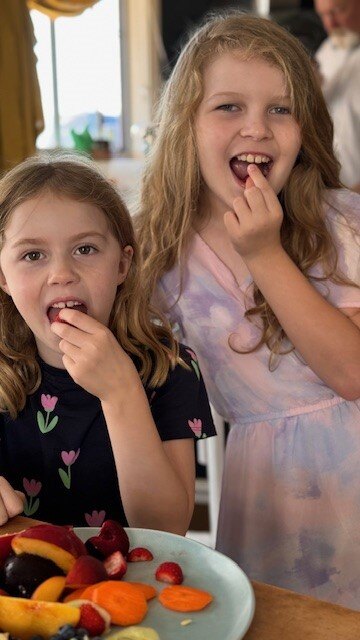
248,164,256,172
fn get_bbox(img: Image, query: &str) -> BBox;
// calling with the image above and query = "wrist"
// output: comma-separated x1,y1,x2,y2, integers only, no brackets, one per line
100,373,147,413
242,243,286,270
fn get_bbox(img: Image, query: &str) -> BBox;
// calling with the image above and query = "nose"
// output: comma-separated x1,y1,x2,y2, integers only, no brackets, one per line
323,12,340,33
47,256,80,286
239,110,271,141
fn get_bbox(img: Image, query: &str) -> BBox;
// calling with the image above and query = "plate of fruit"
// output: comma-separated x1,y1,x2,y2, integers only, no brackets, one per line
0,520,255,640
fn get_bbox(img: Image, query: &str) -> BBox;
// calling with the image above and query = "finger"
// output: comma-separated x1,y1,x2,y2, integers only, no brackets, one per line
247,164,280,210
224,210,241,237
246,176,255,189
232,192,252,221
53,308,100,334
0,477,25,522
58,339,82,360
243,181,268,215
51,322,89,348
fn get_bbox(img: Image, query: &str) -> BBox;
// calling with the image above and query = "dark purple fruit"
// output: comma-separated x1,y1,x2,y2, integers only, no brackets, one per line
3,553,64,598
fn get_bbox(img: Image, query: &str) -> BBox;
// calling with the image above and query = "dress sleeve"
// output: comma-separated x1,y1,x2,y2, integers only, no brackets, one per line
311,190,360,309
149,344,216,442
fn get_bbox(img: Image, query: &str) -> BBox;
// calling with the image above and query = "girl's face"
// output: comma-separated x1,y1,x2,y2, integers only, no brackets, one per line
194,52,301,218
0,192,132,367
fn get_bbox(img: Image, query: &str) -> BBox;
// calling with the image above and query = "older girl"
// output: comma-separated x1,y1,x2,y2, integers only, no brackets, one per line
136,12,360,607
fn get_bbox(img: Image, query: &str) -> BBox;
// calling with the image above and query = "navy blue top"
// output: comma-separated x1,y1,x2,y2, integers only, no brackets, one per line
0,344,215,527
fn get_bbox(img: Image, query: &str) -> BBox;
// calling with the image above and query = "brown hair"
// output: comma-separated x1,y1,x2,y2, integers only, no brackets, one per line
0,152,179,418
136,11,357,365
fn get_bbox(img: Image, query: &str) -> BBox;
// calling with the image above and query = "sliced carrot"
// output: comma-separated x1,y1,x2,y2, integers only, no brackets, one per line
31,576,66,602
79,581,108,601
127,582,158,600
158,585,213,612
89,581,147,626
62,586,87,603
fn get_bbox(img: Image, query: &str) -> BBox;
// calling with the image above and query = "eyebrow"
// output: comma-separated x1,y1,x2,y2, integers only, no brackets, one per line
205,92,291,103
10,231,107,249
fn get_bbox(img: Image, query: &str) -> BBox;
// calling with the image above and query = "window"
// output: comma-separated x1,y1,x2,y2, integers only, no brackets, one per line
31,0,124,154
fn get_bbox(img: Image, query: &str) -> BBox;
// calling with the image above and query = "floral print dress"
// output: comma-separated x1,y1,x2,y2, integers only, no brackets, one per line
0,344,215,527
158,189,360,610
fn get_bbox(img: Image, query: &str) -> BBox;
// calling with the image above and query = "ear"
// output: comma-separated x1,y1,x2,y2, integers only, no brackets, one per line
117,245,134,285
0,267,10,296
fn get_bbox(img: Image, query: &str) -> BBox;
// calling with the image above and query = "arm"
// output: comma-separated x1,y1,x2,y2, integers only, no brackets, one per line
224,164,360,400
0,476,25,525
101,385,195,535
51,310,195,535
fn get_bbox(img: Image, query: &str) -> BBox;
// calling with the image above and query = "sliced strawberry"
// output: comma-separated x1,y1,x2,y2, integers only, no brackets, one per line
48,303,88,324
76,601,110,636
155,561,183,584
103,549,127,579
52,312,68,324
127,547,154,563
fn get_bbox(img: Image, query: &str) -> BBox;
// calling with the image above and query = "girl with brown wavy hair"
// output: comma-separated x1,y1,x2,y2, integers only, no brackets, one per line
136,12,360,607
0,152,215,531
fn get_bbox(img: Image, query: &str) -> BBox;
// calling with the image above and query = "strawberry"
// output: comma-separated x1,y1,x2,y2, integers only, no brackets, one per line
104,549,127,579
127,547,154,562
76,602,109,636
155,561,183,584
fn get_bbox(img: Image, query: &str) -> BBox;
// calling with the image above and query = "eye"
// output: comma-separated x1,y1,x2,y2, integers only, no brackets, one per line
217,104,238,112
75,245,97,255
23,251,43,262
269,106,291,115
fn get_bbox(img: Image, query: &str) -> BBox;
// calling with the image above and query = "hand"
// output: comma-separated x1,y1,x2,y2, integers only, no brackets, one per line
51,310,141,402
0,476,25,525
224,163,284,262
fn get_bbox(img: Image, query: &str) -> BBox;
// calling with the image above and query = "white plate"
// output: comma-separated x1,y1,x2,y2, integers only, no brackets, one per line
75,527,255,640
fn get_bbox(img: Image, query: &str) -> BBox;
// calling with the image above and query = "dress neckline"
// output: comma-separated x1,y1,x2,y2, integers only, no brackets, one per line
193,231,253,294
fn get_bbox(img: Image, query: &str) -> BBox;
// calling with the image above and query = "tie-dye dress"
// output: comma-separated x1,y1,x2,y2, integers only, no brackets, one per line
158,189,360,609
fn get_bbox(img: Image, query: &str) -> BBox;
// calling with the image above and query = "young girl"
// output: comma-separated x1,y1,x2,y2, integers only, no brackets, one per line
0,153,215,532
136,12,360,608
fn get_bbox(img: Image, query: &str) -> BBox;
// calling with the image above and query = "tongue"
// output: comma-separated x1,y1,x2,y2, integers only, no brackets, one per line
48,304,88,324
230,159,251,181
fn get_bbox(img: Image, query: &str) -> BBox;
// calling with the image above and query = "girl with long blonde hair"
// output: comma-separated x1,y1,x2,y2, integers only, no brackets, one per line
0,152,215,531
136,12,360,607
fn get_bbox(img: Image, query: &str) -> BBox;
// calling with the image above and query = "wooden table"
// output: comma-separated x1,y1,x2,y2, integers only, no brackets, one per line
2,516,360,639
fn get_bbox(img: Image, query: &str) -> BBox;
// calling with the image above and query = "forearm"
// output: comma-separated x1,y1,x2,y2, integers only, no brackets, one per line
245,247,360,399
102,386,193,535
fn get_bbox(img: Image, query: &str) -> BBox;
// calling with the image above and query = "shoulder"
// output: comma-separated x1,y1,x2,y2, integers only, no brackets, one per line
147,343,216,441
154,343,202,392
315,37,332,60
321,189,360,282
323,188,360,231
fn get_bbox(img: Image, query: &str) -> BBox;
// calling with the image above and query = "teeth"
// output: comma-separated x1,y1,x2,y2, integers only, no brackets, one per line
51,301,82,308
238,154,271,164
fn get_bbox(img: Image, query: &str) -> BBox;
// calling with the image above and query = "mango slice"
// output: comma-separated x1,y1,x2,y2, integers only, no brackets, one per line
0,595,80,639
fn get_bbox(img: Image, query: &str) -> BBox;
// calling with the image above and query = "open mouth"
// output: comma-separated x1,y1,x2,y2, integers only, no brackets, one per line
47,300,88,324
230,153,273,183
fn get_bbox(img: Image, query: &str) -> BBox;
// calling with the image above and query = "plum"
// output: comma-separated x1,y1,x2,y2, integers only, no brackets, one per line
85,519,129,559
3,553,64,598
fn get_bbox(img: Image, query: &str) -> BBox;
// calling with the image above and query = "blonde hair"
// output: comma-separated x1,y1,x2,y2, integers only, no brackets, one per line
0,152,179,418
136,11,357,363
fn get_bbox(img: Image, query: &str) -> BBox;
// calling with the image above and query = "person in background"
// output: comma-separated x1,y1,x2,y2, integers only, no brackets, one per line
136,11,360,609
0,153,215,530
314,0,360,192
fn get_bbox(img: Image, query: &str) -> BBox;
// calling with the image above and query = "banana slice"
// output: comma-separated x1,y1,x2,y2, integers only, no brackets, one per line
106,627,160,640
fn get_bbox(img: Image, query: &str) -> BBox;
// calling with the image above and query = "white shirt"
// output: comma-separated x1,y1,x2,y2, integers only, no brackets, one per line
315,38,360,189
